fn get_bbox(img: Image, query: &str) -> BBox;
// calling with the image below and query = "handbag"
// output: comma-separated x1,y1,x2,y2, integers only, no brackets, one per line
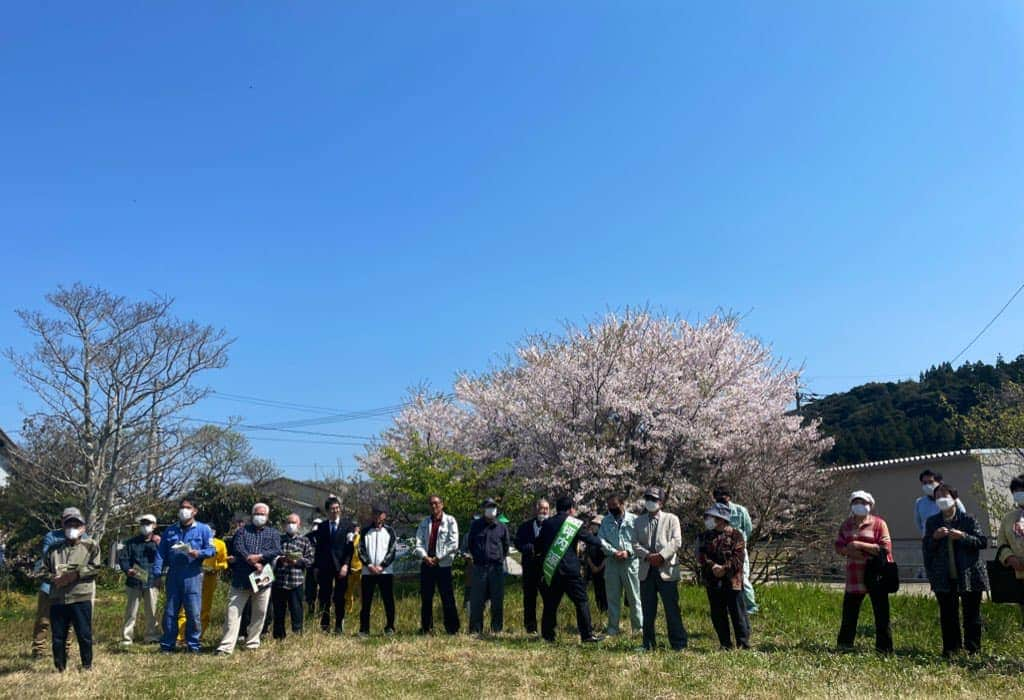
987,545,1023,604
864,554,900,594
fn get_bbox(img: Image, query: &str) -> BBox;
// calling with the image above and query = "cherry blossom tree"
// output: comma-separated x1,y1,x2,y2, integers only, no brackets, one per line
361,310,832,576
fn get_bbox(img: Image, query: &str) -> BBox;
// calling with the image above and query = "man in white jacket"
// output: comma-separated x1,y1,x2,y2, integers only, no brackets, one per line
414,495,461,634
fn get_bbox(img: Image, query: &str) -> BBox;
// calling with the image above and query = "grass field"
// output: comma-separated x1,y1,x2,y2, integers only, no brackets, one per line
2,579,1023,699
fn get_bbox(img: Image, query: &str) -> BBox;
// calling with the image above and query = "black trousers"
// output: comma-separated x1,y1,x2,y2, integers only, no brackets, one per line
318,569,349,631
706,586,750,649
360,574,395,633
522,560,542,633
591,572,608,612
541,572,593,641
640,575,688,650
272,586,305,638
837,591,892,652
51,601,92,671
935,590,982,654
420,563,460,634
304,569,318,613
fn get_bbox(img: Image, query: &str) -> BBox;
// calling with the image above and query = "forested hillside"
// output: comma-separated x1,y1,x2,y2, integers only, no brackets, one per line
800,355,1024,465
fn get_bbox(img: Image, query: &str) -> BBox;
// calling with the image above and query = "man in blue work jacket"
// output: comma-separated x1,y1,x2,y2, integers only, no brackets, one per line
152,497,215,653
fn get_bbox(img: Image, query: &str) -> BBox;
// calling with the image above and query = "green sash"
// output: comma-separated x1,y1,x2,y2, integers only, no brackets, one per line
542,516,582,585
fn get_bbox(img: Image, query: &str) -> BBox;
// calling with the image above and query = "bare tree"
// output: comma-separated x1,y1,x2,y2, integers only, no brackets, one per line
240,457,282,486
4,284,232,543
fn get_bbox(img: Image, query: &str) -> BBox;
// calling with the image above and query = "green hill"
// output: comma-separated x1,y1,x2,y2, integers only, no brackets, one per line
800,354,1024,465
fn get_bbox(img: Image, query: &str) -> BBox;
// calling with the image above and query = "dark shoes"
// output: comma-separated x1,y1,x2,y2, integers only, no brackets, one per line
582,635,604,644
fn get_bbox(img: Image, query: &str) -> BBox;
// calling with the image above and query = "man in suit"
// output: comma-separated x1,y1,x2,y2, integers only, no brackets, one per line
535,495,604,644
513,498,550,634
314,496,356,634
633,486,687,651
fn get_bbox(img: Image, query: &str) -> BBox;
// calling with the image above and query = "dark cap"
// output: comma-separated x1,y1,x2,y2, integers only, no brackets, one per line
643,486,665,502
371,503,389,515
481,497,498,508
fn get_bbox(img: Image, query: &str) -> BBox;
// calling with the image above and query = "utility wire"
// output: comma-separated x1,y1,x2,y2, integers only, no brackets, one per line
950,280,1024,365
180,416,374,441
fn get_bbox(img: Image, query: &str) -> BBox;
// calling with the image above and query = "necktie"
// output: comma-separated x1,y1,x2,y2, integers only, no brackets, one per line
649,517,658,550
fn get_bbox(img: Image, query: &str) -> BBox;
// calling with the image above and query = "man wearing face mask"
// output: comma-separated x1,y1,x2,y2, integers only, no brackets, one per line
177,524,229,645
216,502,281,655
272,513,314,639
536,496,605,644
598,494,643,636
30,509,89,659
467,497,511,635
119,514,162,645
995,474,1024,621
915,469,966,537
153,498,215,653
514,498,550,634
44,508,101,672
632,487,687,651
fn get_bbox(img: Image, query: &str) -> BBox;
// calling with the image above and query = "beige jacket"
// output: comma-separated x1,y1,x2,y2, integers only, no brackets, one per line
995,507,1024,580
633,510,682,582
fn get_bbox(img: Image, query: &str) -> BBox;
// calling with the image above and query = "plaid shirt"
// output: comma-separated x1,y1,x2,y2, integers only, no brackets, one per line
273,533,314,590
229,524,282,589
834,514,892,594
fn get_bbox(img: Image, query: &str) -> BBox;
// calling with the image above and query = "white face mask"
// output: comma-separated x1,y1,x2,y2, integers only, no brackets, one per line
922,483,937,496
64,527,82,540
484,507,498,519
285,523,299,535
935,496,955,511
140,524,154,536
252,514,268,527
644,500,659,513
851,503,870,517
178,508,193,523
1014,492,1024,506
535,513,548,522
704,517,717,530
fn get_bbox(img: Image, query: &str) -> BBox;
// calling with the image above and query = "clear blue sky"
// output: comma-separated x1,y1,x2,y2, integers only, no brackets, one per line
2,3,1023,480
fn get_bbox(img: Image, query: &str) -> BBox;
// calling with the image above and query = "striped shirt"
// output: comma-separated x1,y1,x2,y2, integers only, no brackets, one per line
834,514,893,594
273,533,314,590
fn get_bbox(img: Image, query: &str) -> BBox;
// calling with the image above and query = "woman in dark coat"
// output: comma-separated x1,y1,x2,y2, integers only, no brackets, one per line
923,483,989,656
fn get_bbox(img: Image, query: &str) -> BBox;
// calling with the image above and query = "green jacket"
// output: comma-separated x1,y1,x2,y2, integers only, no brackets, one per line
729,503,753,544
45,539,101,605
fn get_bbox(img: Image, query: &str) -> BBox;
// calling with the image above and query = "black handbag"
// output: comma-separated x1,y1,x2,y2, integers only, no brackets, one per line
987,545,1022,604
864,554,900,594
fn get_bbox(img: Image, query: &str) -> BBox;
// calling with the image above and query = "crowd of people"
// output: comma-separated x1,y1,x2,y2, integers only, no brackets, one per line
29,472,1024,672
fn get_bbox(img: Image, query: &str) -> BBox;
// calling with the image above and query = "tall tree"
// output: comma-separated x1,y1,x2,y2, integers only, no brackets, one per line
4,284,232,543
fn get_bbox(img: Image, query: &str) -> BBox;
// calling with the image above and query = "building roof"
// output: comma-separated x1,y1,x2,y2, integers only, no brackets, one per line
820,448,1014,474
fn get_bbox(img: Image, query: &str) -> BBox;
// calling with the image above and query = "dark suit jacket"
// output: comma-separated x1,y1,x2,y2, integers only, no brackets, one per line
314,518,355,572
536,512,601,579
515,518,544,570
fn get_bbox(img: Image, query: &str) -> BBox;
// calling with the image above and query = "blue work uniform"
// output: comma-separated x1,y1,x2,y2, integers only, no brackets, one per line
152,520,215,651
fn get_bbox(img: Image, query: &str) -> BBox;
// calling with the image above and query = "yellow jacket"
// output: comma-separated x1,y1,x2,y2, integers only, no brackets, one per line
202,537,229,574
995,508,1024,580
350,531,363,572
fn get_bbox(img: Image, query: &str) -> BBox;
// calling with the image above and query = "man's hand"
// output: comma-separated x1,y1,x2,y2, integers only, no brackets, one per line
933,527,950,541
369,565,382,575
711,564,726,579
253,562,263,573
53,571,79,588
246,554,262,565
949,529,964,541
187,549,199,559
1007,556,1024,572
337,565,349,579
615,550,629,561
227,555,236,564
648,553,665,568
127,567,138,578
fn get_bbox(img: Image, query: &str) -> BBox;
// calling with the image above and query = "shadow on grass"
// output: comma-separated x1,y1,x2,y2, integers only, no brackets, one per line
0,652,42,676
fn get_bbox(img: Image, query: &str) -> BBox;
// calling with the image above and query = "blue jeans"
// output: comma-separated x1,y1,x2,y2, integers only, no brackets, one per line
161,572,203,650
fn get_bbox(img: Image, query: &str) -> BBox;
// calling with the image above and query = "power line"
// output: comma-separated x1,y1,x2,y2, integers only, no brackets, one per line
179,416,374,441
950,280,1024,365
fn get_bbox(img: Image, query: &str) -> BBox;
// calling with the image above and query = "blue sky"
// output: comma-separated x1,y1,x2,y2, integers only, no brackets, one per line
2,3,1023,480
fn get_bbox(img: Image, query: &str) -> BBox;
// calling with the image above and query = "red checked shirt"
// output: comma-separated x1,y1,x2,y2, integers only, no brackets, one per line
834,514,893,594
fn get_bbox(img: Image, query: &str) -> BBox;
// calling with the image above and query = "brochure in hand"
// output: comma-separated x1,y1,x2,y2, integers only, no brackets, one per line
249,564,275,592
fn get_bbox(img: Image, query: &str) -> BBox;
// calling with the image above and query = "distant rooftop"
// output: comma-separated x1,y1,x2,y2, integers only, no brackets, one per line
820,448,1019,474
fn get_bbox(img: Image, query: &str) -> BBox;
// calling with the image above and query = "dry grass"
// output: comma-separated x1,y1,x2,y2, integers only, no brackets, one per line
2,580,1023,699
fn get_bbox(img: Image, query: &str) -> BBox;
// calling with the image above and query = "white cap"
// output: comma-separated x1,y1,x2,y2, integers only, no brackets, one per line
849,490,875,506
137,514,157,524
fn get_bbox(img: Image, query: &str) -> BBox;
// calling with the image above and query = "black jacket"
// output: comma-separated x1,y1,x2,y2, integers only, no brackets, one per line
923,510,990,594
468,518,510,565
536,512,602,579
515,518,546,569
314,518,356,573
118,534,160,589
